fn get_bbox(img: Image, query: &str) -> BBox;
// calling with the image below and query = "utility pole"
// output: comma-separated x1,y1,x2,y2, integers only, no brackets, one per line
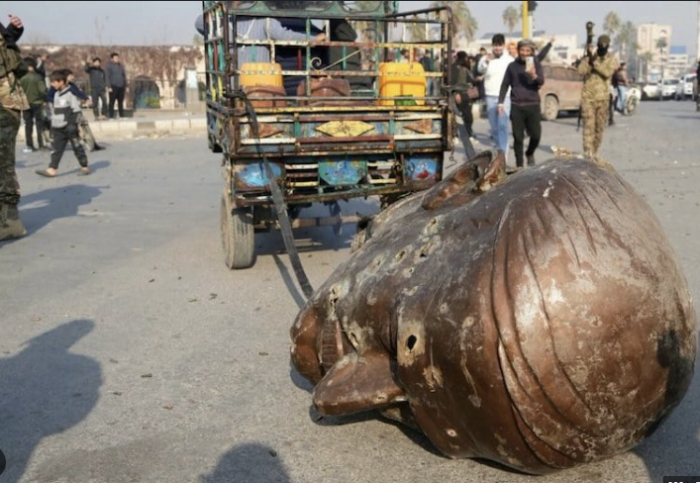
522,1,529,39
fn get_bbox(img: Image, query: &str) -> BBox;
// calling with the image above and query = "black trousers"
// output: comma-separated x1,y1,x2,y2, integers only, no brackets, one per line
50,125,88,170
457,96,474,137
510,104,541,167
92,89,108,119
23,104,44,149
108,86,126,118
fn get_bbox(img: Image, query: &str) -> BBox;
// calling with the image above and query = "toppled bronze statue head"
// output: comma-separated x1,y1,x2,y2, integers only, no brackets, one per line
290,152,697,474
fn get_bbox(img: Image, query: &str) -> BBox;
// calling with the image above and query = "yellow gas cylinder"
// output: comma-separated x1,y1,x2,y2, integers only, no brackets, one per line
239,62,284,88
379,62,427,106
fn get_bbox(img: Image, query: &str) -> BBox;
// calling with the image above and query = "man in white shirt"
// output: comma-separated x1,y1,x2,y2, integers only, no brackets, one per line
477,34,514,158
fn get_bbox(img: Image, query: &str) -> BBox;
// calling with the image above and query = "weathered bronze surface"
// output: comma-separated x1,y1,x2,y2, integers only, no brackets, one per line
290,152,697,474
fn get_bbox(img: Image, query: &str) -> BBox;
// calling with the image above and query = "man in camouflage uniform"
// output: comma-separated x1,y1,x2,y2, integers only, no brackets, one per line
577,34,618,163
0,14,29,241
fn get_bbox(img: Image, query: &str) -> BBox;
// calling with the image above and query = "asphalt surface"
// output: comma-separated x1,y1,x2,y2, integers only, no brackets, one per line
1,100,699,483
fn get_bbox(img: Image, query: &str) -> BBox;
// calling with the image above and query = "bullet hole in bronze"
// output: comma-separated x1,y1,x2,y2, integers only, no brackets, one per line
395,249,407,263
419,243,432,258
407,335,417,351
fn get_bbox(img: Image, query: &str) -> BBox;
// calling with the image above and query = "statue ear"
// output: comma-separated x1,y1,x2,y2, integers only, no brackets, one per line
312,350,405,416
421,150,506,210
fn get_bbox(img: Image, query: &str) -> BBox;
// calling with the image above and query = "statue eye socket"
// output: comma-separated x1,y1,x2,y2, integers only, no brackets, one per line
406,335,417,351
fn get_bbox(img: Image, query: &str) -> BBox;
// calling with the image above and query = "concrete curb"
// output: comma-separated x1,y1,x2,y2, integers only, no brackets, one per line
17,116,207,143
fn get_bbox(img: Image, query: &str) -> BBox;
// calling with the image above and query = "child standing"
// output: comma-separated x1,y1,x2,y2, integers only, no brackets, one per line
35,71,90,177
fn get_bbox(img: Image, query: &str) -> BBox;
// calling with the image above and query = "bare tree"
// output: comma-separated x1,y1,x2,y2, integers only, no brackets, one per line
94,16,109,46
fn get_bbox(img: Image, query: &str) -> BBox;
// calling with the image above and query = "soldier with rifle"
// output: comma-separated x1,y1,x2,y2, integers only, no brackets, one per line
576,23,618,163
0,13,29,241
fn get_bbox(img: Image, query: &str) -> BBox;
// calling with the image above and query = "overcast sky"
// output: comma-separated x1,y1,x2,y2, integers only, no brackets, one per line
2,1,698,57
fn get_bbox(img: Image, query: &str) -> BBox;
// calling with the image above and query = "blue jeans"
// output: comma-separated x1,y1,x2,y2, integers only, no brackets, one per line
486,96,511,158
616,86,627,112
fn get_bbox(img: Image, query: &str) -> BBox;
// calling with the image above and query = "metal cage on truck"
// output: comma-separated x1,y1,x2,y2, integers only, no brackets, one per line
202,1,454,270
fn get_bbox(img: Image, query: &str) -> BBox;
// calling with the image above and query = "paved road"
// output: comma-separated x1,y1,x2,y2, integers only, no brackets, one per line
1,100,699,483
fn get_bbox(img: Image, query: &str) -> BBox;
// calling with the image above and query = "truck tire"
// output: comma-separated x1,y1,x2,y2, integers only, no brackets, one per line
220,194,255,269
543,95,559,121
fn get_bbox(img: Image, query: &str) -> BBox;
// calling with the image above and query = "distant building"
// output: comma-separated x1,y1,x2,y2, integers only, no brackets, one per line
667,46,692,78
637,23,673,80
637,24,672,62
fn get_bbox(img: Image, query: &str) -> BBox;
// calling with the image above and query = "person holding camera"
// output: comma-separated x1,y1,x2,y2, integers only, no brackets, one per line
498,39,544,168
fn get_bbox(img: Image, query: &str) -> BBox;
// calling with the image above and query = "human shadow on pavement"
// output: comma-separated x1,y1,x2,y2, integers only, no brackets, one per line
635,331,700,480
0,320,102,483
201,443,293,483
18,183,107,236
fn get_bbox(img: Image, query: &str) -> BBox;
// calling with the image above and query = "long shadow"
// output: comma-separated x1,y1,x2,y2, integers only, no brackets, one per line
17,183,107,236
0,320,102,482
635,330,700,479
200,443,293,483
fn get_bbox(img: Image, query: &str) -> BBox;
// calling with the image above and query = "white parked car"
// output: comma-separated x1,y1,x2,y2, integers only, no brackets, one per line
660,78,680,100
675,73,697,100
642,82,660,100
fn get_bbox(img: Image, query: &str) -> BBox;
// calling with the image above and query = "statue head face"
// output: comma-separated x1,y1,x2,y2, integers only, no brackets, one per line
291,153,697,475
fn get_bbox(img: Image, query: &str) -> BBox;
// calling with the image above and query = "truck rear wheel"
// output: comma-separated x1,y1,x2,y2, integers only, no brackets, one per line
543,95,559,121
220,194,255,269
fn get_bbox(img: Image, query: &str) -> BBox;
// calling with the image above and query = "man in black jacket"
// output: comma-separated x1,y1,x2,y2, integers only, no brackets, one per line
498,39,544,168
106,52,127,119
85,57,107,120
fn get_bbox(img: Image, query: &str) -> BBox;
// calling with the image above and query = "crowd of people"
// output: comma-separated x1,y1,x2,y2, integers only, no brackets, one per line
447,32,622,167
0,13,133,240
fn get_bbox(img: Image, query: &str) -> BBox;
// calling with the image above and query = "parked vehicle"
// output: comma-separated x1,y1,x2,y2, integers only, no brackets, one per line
539,63,583,121
675,73,697,100
642,82,660,100
202,1,453,269
659,78,680,100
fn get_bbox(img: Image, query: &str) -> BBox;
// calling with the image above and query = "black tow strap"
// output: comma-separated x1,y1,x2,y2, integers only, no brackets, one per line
236,92,315,300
